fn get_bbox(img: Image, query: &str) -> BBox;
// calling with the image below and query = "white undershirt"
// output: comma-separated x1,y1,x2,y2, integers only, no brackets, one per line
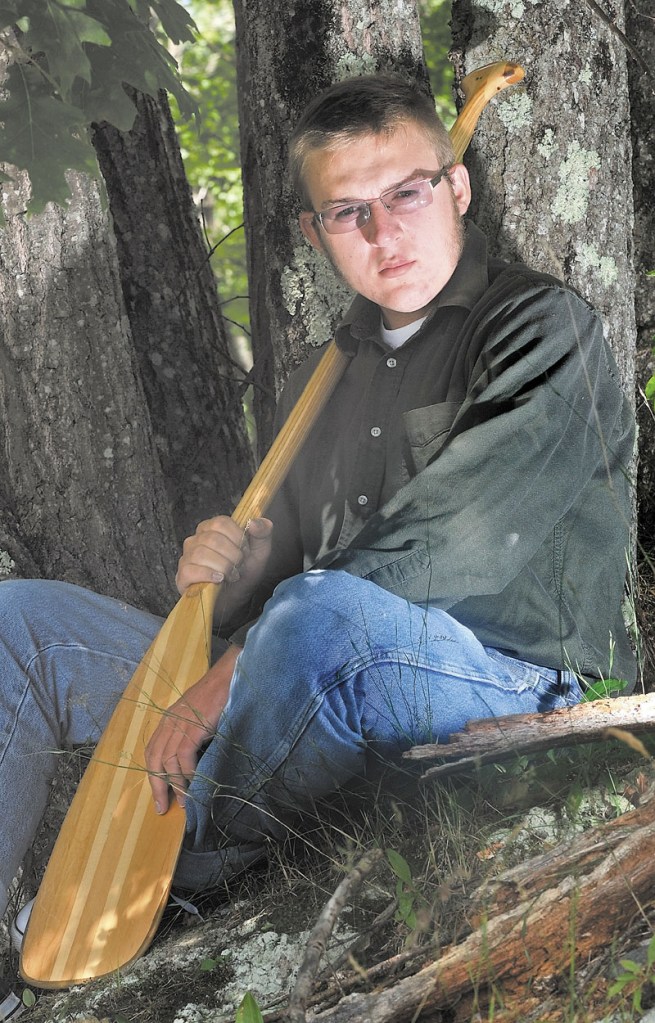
380,314,428,350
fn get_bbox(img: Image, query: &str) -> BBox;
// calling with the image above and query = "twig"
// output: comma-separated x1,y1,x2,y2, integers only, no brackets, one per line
584,0,653,78
321,897,399,976
287,848,384,1023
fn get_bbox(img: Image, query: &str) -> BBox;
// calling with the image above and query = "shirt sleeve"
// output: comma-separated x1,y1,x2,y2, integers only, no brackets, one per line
313,274,631,608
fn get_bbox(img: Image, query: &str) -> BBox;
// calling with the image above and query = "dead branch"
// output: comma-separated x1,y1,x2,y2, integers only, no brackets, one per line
288,848,384,1023
403,692,655,779
308,784,655,1022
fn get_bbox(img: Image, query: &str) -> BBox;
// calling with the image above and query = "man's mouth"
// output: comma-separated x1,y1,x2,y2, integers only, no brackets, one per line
379,259,414,278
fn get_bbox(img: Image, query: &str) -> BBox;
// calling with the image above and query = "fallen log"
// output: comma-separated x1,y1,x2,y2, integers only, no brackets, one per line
308,781,655,1022
403,692,655,779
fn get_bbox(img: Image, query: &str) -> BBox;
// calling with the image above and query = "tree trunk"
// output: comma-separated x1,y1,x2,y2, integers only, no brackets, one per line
627,4,655,558
91,89,255,543
450,0,636,394
0,169,176,612
233,0,431,454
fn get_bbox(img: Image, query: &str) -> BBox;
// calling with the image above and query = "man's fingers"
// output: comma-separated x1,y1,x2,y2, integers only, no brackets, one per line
145,704,214,814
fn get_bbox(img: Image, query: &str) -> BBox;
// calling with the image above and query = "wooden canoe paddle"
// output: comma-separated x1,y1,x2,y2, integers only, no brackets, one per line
20,59,525,988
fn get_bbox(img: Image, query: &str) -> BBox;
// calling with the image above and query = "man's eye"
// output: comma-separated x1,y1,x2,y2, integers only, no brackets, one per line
332,204,363,221
389,186,421,205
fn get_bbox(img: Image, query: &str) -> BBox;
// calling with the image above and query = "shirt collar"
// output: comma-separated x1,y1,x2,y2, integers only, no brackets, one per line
336,221,490,353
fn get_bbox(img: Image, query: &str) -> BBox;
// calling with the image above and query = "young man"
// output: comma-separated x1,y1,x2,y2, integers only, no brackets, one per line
0,73,636,1016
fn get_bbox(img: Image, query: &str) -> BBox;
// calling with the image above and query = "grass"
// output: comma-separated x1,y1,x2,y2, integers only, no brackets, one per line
5,738,655,1022
4,554,655,1021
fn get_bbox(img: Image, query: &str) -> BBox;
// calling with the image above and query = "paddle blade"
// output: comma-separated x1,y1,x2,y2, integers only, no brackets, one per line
20,584,216,987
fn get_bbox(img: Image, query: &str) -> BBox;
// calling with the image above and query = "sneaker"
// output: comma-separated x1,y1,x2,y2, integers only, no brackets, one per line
0,981,26,1020
9,901,33,956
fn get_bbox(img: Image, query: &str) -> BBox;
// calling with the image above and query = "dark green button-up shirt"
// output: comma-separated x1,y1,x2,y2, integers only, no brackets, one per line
228,223,636,686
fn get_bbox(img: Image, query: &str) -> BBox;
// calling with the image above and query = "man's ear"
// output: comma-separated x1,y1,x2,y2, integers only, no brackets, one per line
299,211,323,251
447,163,472,217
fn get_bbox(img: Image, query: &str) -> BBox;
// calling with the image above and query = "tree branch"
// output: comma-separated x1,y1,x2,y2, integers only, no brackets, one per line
403,692,655,779
584,0,653,78
287,848,384,1023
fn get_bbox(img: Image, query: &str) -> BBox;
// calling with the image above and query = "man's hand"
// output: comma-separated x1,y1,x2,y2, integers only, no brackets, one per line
145,643,241,814
176,515,273,618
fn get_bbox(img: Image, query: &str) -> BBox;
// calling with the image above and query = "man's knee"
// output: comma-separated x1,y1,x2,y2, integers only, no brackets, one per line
271,569,371,619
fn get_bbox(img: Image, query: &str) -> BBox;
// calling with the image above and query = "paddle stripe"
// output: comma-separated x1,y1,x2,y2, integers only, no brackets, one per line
50,627,174,978
81,616,207,974
53,599,210,979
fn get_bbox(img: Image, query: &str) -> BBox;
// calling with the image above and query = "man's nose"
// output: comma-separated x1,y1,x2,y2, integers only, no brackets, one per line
362,199,402,245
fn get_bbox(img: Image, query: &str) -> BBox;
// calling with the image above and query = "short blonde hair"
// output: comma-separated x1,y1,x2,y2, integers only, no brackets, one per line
289,73,454,210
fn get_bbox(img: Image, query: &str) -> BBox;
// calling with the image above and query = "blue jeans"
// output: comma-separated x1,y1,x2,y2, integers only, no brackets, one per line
0,571,583,916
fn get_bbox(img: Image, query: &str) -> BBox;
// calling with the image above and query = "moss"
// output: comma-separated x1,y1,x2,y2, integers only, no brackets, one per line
537,127,557,160
280,241,352,349
577,242,620,287
496,91,533,132
473,0,559,18
552,141,601,225
335,51,377,80
0,549,15,577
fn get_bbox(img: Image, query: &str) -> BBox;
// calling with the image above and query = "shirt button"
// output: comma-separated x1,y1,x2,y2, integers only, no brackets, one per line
370,426,382,438
386,357,397,368
357,495,368,506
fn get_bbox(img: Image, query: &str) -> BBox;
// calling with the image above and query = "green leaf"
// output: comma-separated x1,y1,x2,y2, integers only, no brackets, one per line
19,5,111,99
386,849,413,884
0,61,99,213
608,975,634,997
21,990,37,1009
235,992,264,1023
81,75,138,131
645,375,655,403
581,678,629,701
151,0,197,44
124,0,150,17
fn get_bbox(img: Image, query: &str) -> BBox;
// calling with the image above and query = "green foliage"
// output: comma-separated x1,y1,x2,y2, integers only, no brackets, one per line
386,848,427,932
420,0,457,126
199,953,229,972
21,988,36,1008
169,1,248,333
608,931,655,1014
0,0,198,215
581,677,630,701
235,991,264,1023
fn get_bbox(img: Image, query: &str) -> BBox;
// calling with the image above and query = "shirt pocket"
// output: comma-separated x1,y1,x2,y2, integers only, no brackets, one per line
403,401,460,475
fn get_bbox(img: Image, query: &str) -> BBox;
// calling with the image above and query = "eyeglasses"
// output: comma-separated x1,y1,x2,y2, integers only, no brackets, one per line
313,166,452,235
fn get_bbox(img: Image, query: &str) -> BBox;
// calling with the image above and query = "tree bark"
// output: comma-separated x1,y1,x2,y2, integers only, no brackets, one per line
404,691,655,777
450,0,636,394
233,0,431,453
0,169,177,612
91,89,255,543
627,3,655,558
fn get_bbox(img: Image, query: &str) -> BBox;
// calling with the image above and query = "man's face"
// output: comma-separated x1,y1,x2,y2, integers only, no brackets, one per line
299,122,471,329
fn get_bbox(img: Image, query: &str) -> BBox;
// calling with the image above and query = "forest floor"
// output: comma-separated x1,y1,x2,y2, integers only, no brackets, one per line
2,559,655,1023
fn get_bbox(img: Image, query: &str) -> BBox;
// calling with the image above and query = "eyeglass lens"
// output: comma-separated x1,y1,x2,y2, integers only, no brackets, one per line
319,172,444,234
